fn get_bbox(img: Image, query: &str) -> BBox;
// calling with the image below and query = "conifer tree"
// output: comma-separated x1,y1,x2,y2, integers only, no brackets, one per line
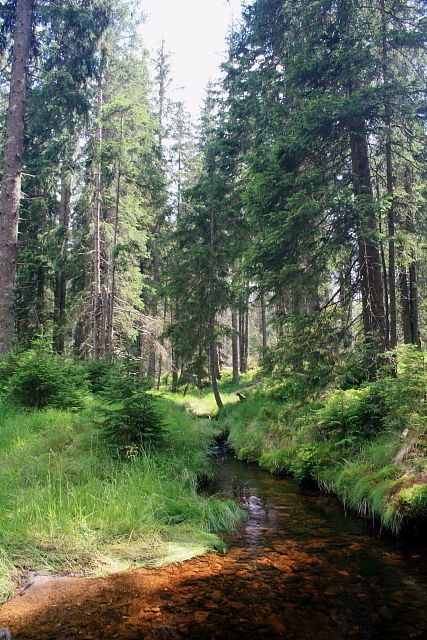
0,0,33,353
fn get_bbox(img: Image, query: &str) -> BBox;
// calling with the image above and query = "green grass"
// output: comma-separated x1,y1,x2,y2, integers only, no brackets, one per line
0,397,242,601
160,370,258,418
219,350,427,534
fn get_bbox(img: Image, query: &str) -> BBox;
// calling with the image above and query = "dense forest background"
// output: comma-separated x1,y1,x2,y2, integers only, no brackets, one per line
0,0,426,390
0,1,425,375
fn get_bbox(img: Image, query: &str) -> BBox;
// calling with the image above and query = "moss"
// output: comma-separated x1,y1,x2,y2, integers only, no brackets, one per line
220,349,427,534
396,484,427,515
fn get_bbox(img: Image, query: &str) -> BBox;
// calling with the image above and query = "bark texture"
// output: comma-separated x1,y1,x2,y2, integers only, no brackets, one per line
53,161,71,353
209,321,223,409
258,292,267,364
0,0,33,353
231,310,240,384
350,129,386,354
380,0,397,349
92,83,103,359
398,167,420,347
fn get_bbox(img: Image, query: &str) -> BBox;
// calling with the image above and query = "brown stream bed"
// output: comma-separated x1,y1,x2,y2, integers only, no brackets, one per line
1,449,426,639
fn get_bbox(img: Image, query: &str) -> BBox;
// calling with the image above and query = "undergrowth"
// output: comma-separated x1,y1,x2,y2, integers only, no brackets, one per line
0,396,242,602
221,346,427,534
161,370,257,418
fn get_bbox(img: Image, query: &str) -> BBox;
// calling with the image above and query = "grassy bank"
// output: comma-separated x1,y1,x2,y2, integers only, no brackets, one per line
160,370,257,418
220,349,427,534
0,396,242,602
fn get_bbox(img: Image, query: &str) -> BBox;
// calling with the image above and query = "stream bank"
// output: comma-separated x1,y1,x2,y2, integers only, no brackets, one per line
220,360,427,534
1,450,426,639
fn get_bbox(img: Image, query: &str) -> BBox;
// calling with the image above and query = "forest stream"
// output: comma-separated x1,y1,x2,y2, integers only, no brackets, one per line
1,447,426,640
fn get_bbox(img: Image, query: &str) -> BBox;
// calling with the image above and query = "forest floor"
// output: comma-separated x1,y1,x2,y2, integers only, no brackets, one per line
0,392,243,604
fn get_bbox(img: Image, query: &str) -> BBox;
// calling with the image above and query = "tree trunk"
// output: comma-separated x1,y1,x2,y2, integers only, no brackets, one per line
147,251,159,379
376,174,390,350
239,295,249,374
259,292,267,358
209,321,223,409
398,268,412,344
399,167,420,347
146,311,157,380
338,260,353,348
156,299,168,390
0,0,33,354
350,127,387,355
409,262,420,348
106,113,123,357
53,160,71,353
231,310,239,384
171,305,179,391
380,0,397,349
217,342,222,378
171,348,179,391
35,263,45,331
276,293,286,340
208,186,222,408
385,146,397,348
239,309,244,372
147,351,156,378
244,306,249,370
156,354,163,390
92,80,103,359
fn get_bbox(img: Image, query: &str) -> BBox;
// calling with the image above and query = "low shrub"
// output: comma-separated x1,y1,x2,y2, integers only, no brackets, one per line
260,440,337,481
312,386,386,440
98,376,164,455
84,359,118,393
0,345,88,409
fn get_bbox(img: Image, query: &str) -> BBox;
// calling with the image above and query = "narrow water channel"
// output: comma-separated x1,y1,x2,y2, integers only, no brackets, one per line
1,450,426,639
205,448,427,639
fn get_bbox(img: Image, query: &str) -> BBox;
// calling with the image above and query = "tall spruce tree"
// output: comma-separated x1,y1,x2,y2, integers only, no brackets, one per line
0,0,33,353
221,0,426,376
0,0,110,353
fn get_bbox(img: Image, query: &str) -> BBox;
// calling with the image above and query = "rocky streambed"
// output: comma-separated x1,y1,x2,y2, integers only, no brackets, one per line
1,451,426,639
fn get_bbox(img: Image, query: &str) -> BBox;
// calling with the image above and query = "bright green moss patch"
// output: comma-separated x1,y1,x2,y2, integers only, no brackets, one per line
395,483,427,514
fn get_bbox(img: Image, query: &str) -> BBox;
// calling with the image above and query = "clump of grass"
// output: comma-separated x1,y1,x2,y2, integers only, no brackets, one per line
0,398,242,602
220,346,427,534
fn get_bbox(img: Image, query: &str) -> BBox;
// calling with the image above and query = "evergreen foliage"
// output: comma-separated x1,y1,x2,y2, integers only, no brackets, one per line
98,375,164,454
0,343,88,409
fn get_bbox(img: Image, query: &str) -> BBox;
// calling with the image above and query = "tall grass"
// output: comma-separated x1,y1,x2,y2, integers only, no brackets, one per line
0,398,242,601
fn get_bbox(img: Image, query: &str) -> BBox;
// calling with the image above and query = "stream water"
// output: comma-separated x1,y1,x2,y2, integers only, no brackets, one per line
1,449,426,639
202,448,427,639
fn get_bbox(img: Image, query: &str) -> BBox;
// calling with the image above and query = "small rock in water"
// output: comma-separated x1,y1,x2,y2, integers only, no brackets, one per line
194,611,209,623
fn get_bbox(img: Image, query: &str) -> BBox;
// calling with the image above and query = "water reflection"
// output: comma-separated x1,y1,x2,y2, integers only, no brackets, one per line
3,449,426,640
207,450,427,639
